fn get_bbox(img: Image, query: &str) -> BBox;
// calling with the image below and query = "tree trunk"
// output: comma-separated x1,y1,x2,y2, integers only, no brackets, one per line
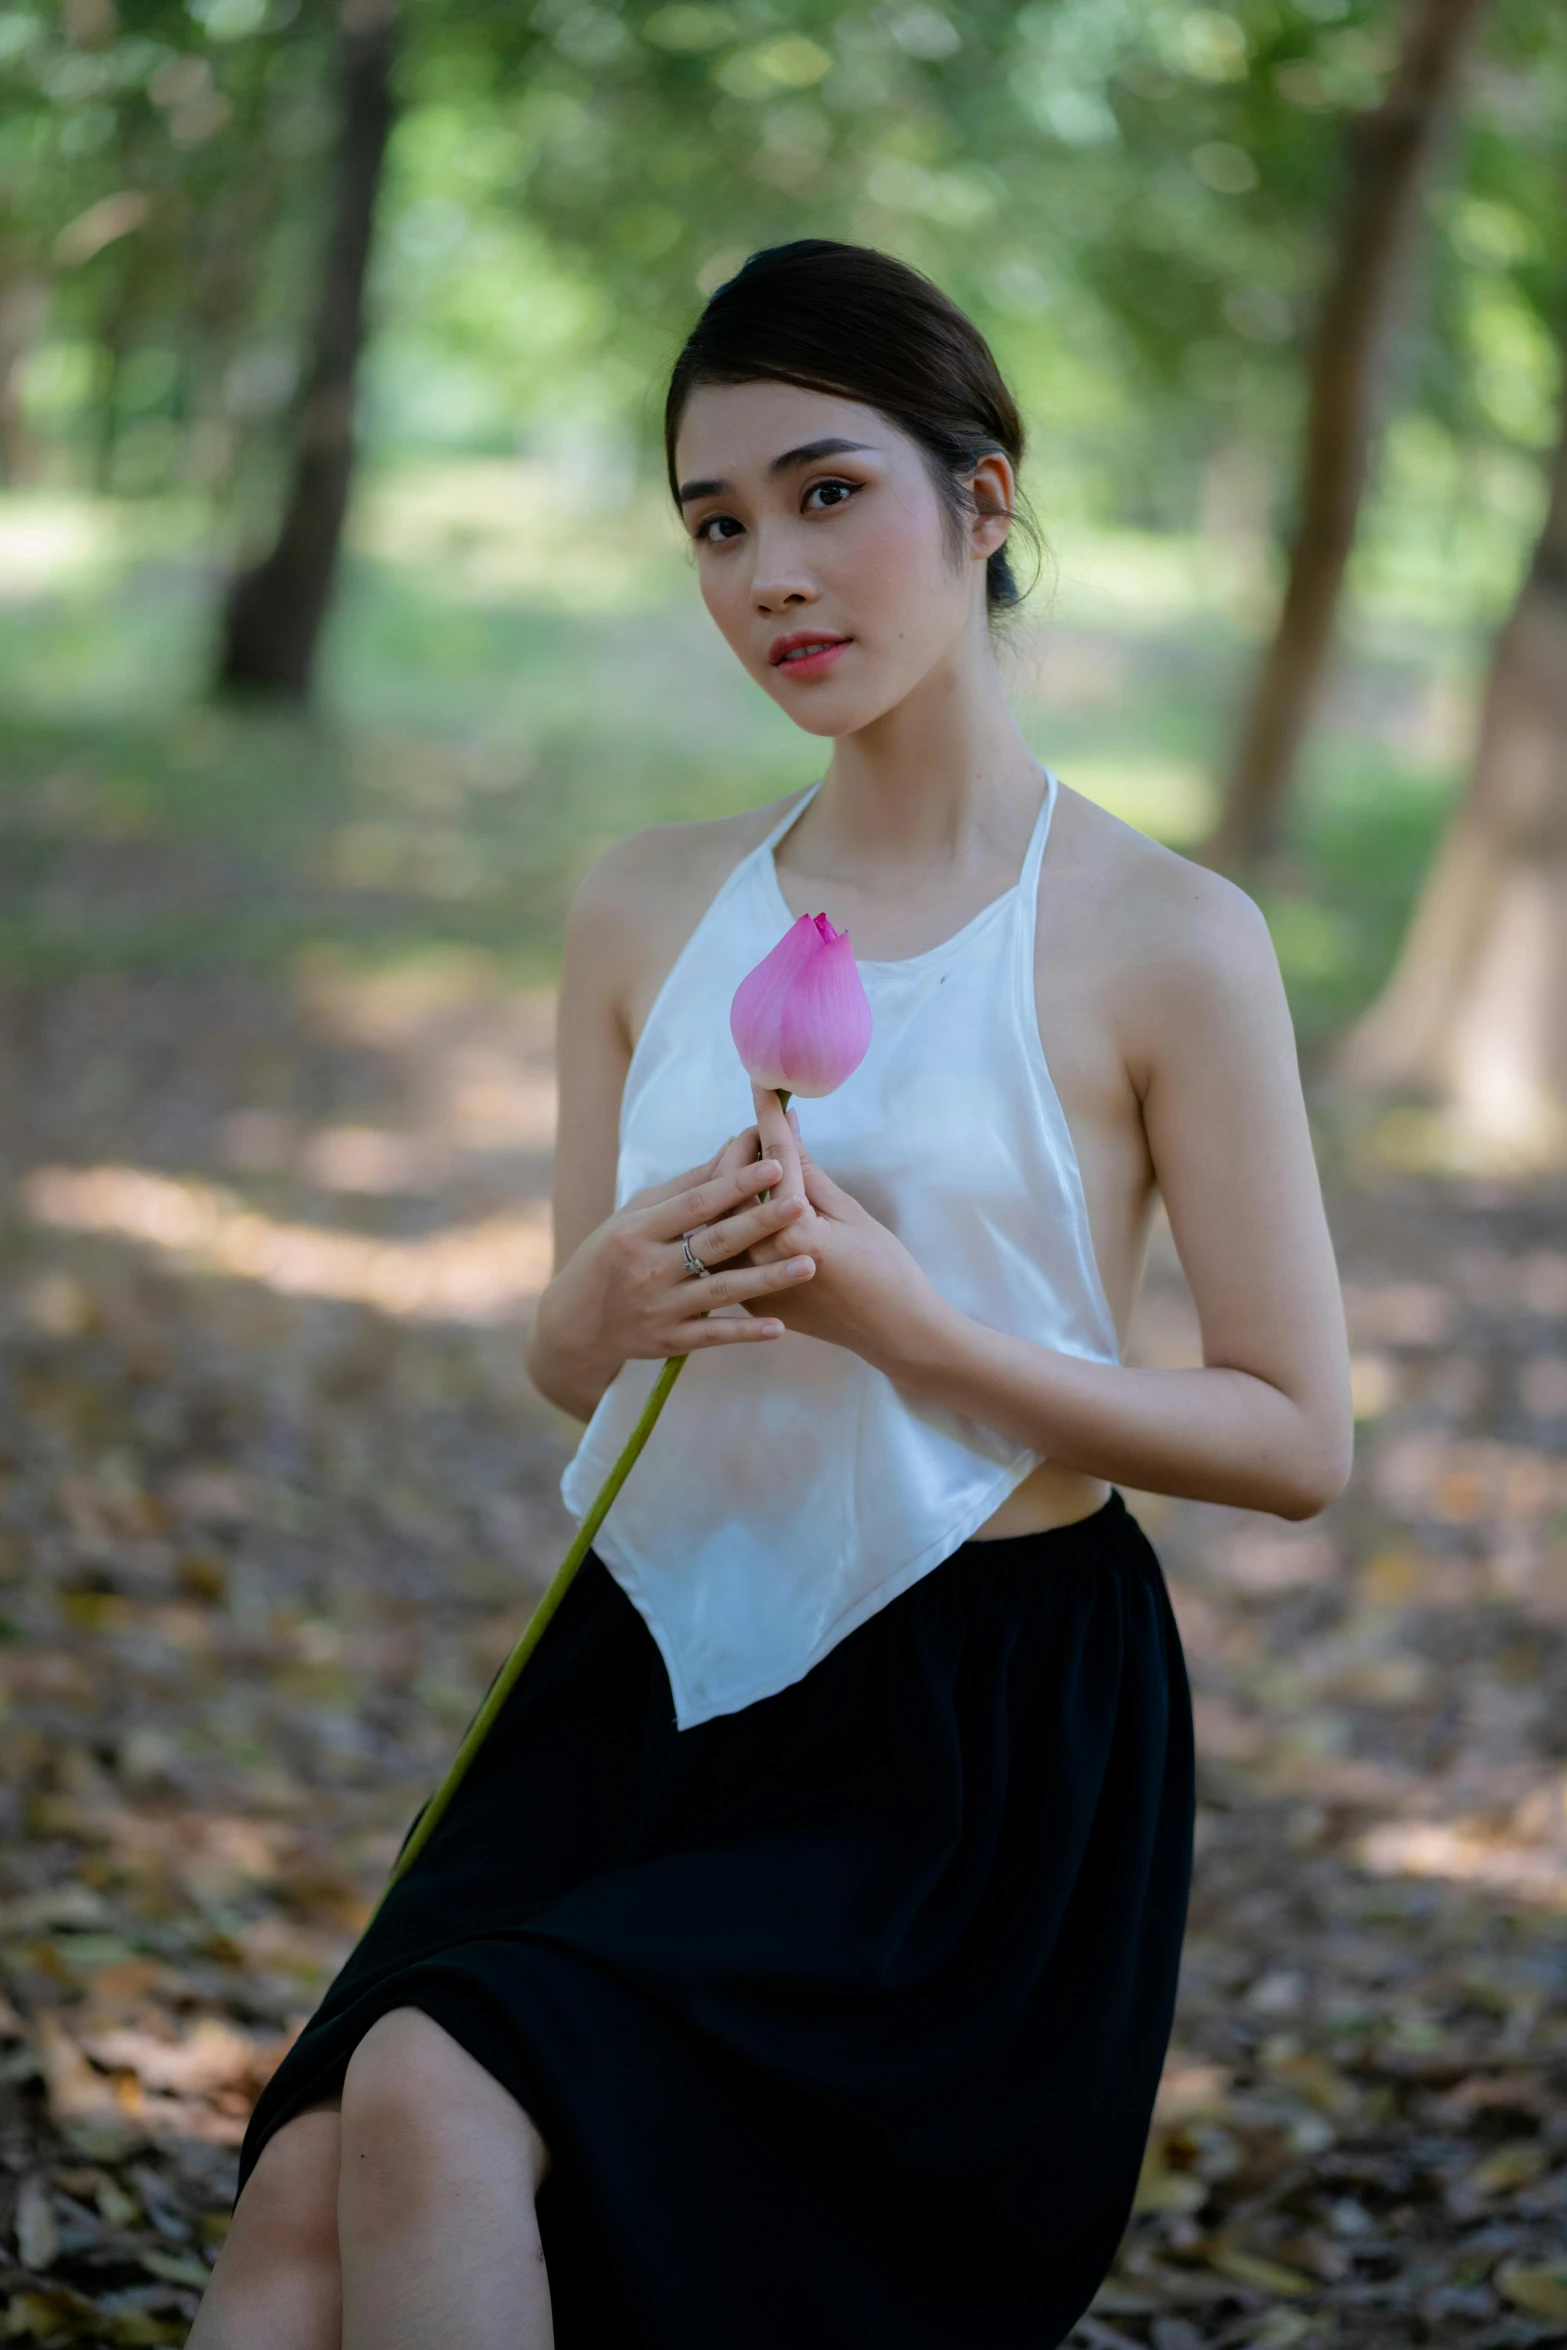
1202,0,1492,872
0,270,48,487
91,280,137,496
215,0,397,702
1334,359,1567,1169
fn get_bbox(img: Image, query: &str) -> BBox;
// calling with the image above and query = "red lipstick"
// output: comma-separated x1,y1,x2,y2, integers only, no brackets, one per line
768,630,851,681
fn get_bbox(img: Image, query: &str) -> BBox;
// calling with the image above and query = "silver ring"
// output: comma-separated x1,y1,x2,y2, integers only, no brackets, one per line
680,1230,709,1279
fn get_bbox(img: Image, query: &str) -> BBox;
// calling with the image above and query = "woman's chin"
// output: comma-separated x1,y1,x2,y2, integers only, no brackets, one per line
764,679,902,739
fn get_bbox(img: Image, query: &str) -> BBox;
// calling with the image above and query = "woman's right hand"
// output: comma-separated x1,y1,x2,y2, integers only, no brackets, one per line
534,1131,816,1400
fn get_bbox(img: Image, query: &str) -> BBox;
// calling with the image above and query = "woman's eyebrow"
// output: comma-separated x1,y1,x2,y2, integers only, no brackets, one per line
677,475,728,505
677,437,877,505
768,436,876,475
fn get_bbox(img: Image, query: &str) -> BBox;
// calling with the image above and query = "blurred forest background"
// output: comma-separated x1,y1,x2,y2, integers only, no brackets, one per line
2,1,1567,2345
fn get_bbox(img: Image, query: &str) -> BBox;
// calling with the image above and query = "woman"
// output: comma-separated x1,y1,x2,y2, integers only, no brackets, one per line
195,241,1351,2349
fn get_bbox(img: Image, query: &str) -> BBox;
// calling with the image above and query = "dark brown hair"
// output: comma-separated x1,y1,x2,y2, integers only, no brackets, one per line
664,240,1033,614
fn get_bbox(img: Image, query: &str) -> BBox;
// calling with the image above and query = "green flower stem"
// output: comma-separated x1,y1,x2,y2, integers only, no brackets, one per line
368,1088,792,1919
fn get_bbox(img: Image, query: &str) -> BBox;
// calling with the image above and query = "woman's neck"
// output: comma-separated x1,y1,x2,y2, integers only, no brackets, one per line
807,628,1045,894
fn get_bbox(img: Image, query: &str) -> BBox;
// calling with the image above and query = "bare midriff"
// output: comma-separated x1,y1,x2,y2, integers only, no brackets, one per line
968,1461,1113,1541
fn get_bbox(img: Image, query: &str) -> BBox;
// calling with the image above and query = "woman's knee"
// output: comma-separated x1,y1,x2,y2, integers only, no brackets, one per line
189,2107,342,2344
227,2106,342,2266
339,2007,551,2219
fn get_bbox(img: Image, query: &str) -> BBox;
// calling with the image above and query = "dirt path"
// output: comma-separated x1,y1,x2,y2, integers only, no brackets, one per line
0,951,1563,2348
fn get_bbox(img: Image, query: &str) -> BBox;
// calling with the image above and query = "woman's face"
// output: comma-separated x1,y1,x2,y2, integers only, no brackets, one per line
673,380,1012,738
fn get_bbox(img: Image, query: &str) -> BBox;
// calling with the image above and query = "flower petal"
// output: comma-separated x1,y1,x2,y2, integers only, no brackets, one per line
729,915,823,1089
775,927,874,1097
730,914,874,1096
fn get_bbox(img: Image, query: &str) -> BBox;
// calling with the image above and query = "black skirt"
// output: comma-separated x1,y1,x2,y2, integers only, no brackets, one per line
239,1491,1194,2348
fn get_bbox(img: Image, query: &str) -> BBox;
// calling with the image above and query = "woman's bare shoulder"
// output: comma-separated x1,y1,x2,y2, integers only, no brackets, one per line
565,787,812,1034
576,791,800,909
1049,780,1276,977
1045,782,1285,1085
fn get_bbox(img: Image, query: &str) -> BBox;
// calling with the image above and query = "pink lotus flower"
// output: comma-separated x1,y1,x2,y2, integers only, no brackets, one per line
730,912,873,1099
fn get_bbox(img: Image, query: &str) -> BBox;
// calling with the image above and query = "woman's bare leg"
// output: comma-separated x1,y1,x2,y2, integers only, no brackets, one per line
337,2007,554,2350
188,2104,342,2350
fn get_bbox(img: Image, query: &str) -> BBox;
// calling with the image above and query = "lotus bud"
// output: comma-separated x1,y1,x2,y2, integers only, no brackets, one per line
729,912,873,1100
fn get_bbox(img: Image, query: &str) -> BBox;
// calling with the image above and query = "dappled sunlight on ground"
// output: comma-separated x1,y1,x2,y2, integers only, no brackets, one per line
12,961,564,1325
21,1166,553,1324
1356,1820,1567,1912
298,960,558,1156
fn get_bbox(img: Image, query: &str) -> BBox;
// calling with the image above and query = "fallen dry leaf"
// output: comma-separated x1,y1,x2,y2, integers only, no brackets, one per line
12,2174,59,2273
1132,2137,1209,2218
80,2017,264,2099
34,2014,129,2144
1204,2243,1317,2296
1494,2258,1567,2322
1467,2138,1550,2194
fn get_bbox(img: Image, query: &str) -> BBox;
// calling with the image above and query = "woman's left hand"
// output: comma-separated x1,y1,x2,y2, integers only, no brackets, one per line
731,1081,950,1377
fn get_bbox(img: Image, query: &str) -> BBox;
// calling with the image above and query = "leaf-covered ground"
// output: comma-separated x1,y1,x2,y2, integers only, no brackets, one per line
1104,1163,1567,2350
0,743,1563,2348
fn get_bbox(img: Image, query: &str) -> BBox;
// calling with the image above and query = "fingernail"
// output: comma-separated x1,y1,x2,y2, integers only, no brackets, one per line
787,1257,813,1275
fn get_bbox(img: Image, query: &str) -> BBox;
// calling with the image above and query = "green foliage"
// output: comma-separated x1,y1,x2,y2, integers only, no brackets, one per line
1423,0,1567,455
363,0,1567,512
3,0,1563,529
0,0,340,505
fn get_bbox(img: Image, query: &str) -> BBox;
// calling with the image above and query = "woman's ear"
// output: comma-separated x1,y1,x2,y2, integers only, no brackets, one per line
968,452,1015,566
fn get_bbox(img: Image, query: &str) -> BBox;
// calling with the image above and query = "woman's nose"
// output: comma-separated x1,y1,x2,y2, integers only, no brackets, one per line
752,575,817,615
749,528,817,616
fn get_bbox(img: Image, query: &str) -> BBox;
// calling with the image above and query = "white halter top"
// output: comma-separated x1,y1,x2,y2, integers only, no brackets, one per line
559,769,1120,1729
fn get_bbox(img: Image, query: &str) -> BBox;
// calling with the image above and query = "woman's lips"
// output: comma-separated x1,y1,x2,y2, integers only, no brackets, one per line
769,635,850,681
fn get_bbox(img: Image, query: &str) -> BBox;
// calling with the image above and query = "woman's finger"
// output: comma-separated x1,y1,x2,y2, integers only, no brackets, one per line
751,1082,805,1208
626,1141,732,1211
671,1253,813,1344
680,1255,814,1314
711,1128,764,1181
683,1191,810,1269
673,1310,787,1347
799,1154,848,1213
641,1157,784,1244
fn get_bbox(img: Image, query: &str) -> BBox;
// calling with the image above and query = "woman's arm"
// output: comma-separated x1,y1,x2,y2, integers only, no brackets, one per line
907,878,1351,1517
748,875,1354,1522
525,848,633,1415
525,842,817,1422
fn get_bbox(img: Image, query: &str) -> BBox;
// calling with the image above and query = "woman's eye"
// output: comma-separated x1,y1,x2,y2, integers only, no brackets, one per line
803,479,857,513
695,513,743,545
